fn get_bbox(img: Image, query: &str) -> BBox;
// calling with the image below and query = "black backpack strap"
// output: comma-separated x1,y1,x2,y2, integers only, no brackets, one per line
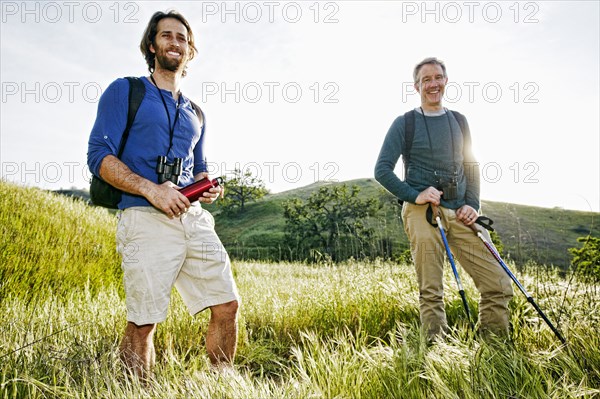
451,109,476,173
450,110,468,137
403,109,415,179
189,100,205,127
116,77,145,159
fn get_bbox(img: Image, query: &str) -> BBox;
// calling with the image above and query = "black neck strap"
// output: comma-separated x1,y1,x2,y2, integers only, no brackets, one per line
150,75,182,157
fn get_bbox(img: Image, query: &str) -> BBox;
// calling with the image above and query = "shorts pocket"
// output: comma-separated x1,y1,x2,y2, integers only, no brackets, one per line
116,210,136,254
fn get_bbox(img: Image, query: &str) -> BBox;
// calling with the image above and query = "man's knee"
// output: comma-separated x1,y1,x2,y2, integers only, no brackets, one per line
502,283,514,300
127,322,157,339
478,282,513,330
419,284,444,303
210,300,239,321
482,277,514,302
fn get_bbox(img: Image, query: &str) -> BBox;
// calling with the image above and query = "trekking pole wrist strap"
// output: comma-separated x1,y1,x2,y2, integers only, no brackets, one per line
475,216,494,231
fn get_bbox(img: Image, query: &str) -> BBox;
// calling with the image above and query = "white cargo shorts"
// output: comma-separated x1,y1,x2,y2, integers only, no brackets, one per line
116,203,239,325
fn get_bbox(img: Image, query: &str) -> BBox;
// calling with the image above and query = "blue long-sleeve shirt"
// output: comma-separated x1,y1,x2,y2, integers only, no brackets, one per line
374,109,480,210
87,77,207,209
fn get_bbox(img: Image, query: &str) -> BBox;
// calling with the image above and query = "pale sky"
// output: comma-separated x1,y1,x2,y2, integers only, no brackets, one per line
1,1,599,212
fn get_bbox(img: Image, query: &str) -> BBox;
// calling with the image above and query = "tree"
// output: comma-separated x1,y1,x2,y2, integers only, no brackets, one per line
219,168,268,214
282,184,380,262
569,236,600,282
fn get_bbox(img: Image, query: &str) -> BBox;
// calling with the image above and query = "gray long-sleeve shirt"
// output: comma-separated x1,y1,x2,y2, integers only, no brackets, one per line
374,108,480,210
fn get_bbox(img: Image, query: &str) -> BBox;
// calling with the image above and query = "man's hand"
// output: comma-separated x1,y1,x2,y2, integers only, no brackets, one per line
99,155,189,217
456,204,478,226
415,186,443,206
145,181,191,218
194,172,223,204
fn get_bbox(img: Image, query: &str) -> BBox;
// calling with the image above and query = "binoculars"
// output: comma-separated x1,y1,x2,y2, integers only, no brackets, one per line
156,156,182,184
436,176,458,201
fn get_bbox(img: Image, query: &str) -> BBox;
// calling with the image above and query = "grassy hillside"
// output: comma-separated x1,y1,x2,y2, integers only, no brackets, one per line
1,179,599,398
476,200,599,267
209,178,599,267
1,181,121,300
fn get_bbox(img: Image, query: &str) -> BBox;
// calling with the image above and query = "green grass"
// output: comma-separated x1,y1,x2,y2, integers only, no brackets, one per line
2,180,599,398
2,261,599,398
0,181,121,301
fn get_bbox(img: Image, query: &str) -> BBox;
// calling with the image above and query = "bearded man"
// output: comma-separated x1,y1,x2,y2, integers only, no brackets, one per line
87,10,239,378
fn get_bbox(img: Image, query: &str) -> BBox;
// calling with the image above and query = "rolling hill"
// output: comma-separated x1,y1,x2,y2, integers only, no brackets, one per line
44,178,598,268
207,178,599,268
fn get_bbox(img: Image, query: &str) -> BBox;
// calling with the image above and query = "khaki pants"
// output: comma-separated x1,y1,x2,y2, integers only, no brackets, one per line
401,203,513,339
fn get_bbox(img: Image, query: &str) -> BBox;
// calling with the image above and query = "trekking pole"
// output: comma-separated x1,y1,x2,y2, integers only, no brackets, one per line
428,204,474,330
468,222,567,345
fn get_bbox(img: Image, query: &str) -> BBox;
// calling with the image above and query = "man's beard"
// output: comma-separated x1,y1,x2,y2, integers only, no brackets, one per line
155,48,187,73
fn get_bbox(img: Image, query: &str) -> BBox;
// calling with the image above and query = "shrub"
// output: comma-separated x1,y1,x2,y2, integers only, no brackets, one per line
568,236,600,282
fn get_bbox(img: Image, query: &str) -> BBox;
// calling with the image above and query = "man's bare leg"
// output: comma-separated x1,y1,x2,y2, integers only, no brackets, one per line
206,300,239,367
119,322,157,380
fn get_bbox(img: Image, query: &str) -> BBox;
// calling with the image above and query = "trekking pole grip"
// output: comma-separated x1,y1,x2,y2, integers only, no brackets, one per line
426,203,440,227
468,223,480,234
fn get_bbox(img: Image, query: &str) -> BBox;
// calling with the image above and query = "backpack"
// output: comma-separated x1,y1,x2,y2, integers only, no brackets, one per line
402,109,468,179
89,76,205,209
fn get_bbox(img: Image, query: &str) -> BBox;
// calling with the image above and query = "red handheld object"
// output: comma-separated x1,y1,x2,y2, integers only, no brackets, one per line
180,177,223,202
